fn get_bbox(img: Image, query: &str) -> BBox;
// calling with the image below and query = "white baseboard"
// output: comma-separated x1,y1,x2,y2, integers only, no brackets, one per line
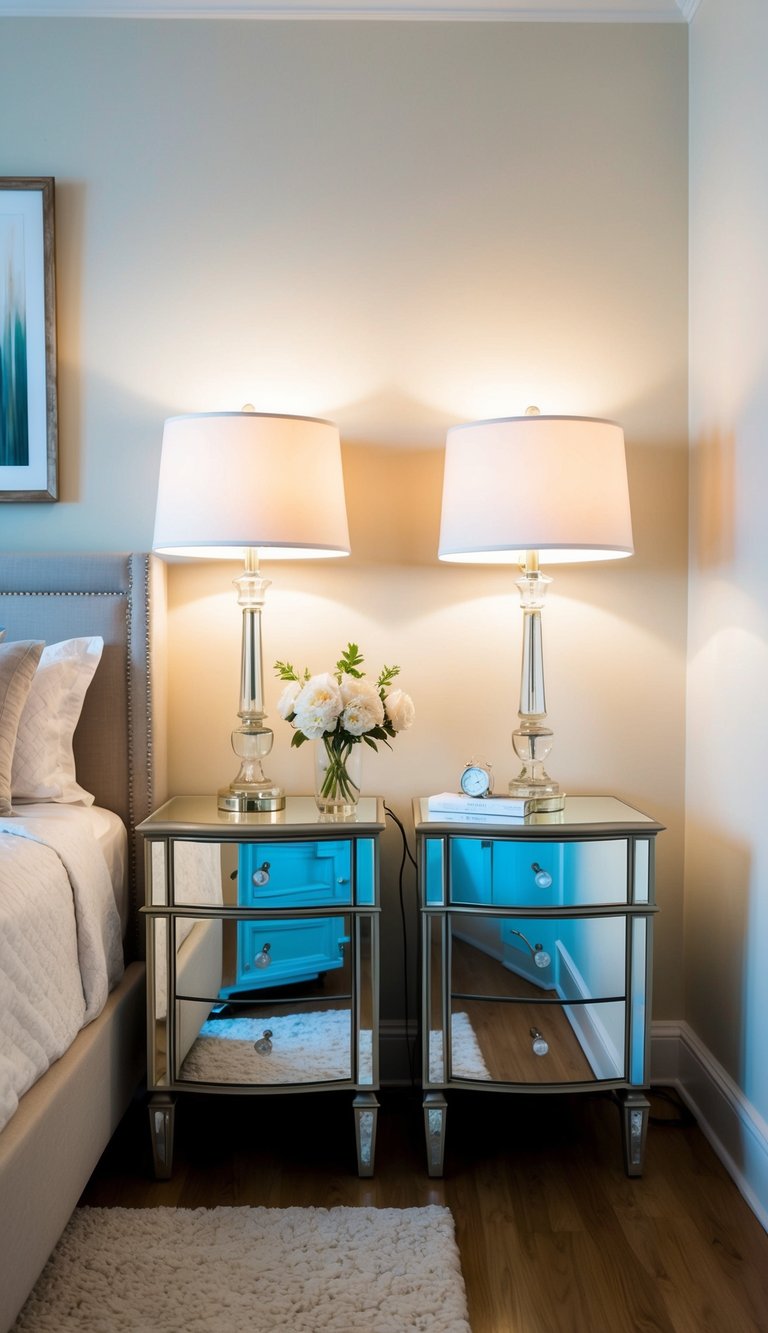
651,1020,768,1233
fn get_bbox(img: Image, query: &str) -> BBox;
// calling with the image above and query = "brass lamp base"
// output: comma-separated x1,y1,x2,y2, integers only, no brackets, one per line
218,785,286,813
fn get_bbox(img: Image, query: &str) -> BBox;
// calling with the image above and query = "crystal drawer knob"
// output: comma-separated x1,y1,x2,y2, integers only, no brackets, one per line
530,1027,549,1056
254,943,271,969
531,862,552,889
252,862,271,886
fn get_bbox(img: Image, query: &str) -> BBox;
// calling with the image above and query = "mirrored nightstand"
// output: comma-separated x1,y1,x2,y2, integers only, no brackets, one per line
139,795,384,1178
414,795,663,1177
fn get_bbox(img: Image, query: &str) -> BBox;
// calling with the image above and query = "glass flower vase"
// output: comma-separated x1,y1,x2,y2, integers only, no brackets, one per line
314,736,362,817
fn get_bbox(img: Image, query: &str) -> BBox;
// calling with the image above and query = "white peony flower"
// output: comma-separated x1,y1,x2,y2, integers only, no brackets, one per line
339,675,384,723
339,672,360,704
277,680,302,720
292,672,343,739
342,698,384,736
339,673,381,710
294,672,343,714
292,705,338,740
274,646,414,756
385,688,415,732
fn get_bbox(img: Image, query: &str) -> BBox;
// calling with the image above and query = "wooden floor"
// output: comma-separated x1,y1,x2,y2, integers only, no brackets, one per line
81,1085,768,1333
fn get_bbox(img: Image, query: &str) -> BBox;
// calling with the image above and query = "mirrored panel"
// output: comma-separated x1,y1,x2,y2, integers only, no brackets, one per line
630,917,648,1084
450,914,627,1001
173,915,353,1006
147,916,169,1086
558,839,628,907
424,838,446,905
355,839,376,907
237,840,353,909
450,997,626,1084
149,843,168,907
489,839,628,908
148,837,225,911
449,838,492,906
158,838,359,911
176,996,354,1087
634,840,650,904
356,915,376,1086
425,915,446,1083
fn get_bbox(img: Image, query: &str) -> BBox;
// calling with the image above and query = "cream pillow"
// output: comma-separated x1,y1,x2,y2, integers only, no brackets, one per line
0,639,45,816
11,635,104,805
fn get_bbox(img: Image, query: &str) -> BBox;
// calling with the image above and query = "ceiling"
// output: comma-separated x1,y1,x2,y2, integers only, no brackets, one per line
0,0,698,19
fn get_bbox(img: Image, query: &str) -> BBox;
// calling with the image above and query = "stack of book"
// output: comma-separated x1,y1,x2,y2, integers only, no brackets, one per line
426,791,534,821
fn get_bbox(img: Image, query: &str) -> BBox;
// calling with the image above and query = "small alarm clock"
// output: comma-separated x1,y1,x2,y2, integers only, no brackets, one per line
459,759,494,798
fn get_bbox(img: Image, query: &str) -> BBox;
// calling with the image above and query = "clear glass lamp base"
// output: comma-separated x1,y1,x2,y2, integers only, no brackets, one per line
218,724,286,813
218,784,285,813
510,724,566,812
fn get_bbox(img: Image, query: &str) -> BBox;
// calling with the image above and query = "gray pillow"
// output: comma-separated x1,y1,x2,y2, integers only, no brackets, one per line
0,640,44,816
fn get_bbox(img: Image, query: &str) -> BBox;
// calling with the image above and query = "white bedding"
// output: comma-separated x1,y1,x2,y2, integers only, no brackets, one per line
10,802,129,926
0,808,124,1133
86,805,128,926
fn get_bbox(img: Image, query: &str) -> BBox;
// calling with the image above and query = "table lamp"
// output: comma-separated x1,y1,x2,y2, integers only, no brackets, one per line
153,409,350,812
438,410,633,811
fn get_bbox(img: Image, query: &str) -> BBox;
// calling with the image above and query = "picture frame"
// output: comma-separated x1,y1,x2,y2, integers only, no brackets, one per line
0,177,58,502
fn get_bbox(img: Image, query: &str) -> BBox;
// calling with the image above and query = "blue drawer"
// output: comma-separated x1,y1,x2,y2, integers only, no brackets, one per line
238,841,352,908
231,916,350,993
212,917,352,1002
448,837,629,907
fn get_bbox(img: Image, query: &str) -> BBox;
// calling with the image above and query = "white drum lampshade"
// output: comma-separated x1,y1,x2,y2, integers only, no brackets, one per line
438,413,633,810
153,409,350,812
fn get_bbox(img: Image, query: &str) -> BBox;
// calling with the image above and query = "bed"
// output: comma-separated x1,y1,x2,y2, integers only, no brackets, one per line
0,553,166,1333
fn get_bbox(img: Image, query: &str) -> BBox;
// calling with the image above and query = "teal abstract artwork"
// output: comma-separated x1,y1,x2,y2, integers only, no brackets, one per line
0,214,29,468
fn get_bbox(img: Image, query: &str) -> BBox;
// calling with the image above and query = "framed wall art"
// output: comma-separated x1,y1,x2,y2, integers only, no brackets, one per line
0,177,58,502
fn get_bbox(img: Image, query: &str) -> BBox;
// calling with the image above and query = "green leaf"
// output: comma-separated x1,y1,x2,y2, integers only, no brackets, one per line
336,642,365,677
274,659,300,681
376,663,400,690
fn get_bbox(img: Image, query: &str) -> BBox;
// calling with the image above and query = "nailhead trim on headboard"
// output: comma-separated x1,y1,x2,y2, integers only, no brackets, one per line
0,554,165,962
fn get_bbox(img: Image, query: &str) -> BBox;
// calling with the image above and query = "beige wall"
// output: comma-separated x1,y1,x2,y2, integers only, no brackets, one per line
0,19,688,1022
688,0,768,1125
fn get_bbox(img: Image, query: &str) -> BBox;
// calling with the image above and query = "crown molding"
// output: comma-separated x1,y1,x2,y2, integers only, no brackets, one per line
0,0,691,20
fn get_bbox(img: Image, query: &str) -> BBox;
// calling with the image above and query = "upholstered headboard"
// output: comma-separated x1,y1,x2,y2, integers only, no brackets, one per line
0,553,167,951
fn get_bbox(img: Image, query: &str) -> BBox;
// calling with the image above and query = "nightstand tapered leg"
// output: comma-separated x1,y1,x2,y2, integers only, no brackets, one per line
353,1093,379,1176
423,1092,448,1177
617,1089,650,1176
149,1093,176,1179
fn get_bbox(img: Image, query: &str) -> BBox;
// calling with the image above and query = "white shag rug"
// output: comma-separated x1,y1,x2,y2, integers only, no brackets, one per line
179,1009,489,1086
429,1012,490,1082
13,1206,471,1333
180,1010,373,1084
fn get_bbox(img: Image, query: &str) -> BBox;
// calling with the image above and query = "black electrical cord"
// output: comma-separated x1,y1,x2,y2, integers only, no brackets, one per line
384,803,419,1087
648,1085,696,1126
384,803,418,872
